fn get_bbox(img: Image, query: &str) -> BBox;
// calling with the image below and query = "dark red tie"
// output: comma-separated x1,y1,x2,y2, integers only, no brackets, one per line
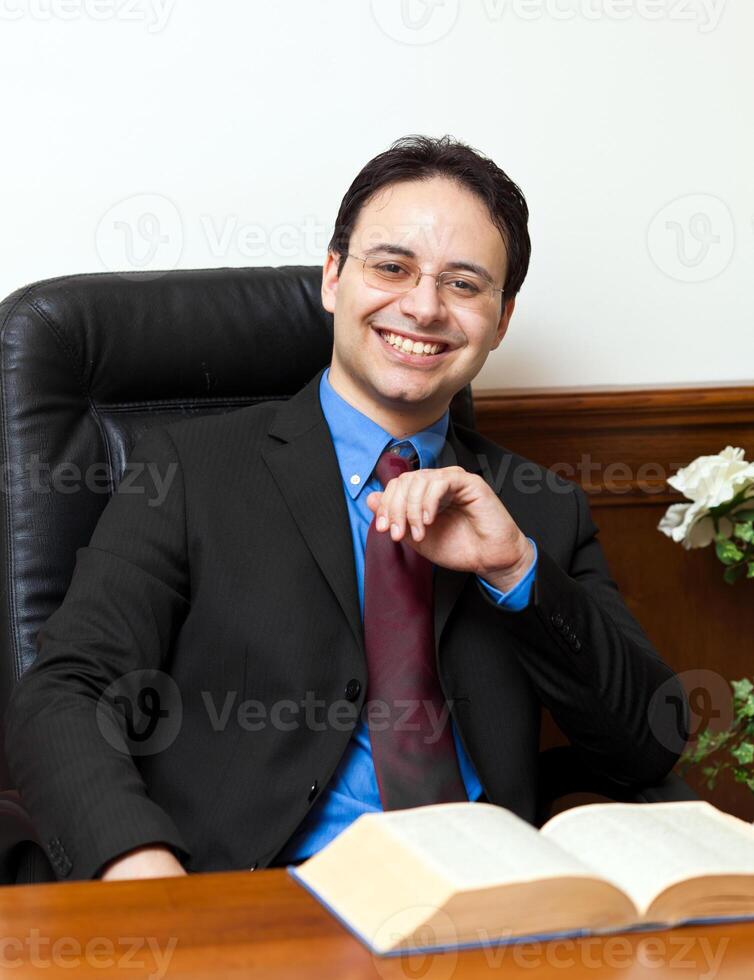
363,445,467,810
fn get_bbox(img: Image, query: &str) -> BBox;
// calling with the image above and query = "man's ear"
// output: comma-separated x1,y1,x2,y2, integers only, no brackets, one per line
321,251,341,314
491,295,516,351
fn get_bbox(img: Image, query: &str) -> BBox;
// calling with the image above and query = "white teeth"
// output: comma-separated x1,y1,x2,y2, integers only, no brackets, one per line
378,330,445,357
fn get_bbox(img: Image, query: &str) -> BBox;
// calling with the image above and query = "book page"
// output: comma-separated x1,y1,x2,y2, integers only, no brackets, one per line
541,801,754,916
378,802,603,890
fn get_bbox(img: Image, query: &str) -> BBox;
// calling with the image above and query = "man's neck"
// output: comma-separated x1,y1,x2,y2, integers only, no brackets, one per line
326,368,449,439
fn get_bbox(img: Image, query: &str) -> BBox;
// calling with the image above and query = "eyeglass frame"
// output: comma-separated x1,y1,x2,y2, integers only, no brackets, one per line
345,252,505,307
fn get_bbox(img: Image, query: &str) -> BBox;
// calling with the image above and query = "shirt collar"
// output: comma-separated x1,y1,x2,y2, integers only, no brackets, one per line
319,368,449,499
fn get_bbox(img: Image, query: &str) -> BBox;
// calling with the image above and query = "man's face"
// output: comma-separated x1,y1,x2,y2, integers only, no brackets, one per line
322,175,516,427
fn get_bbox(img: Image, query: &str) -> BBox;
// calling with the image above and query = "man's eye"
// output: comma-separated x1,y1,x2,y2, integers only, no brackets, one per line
375,262,410,277
447,277,481,295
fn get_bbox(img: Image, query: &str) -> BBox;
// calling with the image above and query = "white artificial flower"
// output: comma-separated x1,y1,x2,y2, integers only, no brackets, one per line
657,502,733,550
667,446,754,509
658,446,751,550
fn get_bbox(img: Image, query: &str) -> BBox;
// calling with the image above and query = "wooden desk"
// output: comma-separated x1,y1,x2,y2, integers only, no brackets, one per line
0,868,752,978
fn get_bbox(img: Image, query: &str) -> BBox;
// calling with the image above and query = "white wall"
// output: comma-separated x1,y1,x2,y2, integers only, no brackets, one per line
1,0,751,389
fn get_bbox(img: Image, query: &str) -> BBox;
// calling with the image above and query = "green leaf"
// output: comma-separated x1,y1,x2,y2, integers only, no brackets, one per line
724,564,745,584
732,679,754,700
731,742,754,765
694,729,723,755
733,522,754,543
739,696,754,719
715,537,745,565
732,509,754,523
748,562,754,579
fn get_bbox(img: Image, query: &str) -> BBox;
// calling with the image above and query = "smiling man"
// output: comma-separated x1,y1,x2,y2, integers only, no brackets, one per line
5,135,688,882
325,173,534,596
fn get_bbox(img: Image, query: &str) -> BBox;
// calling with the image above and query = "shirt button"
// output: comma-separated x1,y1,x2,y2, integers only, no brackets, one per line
349,474,360,485
344,679,361,702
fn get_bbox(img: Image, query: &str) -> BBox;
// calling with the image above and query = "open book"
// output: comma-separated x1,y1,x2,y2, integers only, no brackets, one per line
289,800,754,956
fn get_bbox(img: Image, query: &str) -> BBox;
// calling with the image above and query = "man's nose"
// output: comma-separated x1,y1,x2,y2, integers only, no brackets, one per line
397,273,445,325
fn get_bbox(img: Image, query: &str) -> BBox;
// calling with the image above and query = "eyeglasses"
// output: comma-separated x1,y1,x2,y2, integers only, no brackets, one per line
346,253,504,311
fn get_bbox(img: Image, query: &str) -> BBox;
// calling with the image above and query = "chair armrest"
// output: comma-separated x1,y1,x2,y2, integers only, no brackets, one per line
0,790,41,884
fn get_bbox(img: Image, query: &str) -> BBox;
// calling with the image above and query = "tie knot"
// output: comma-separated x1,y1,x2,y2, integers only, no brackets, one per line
375,442,419,488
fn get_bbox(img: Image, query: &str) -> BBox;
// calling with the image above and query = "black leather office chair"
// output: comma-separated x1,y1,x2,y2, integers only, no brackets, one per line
0,266,694,884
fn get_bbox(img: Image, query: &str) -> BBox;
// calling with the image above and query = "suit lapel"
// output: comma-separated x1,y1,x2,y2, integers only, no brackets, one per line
262,375,499,659
262,371,363,655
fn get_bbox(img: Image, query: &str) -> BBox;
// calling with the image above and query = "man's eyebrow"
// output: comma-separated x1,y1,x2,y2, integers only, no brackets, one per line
361,243,495,284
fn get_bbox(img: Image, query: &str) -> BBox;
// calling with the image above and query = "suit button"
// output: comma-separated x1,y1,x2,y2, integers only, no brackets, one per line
571,638,582,652
551,613,564,629
308,781,319,802
344,679,361,702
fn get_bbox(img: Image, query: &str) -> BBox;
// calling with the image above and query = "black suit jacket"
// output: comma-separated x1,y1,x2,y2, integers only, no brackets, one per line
5,369,688,880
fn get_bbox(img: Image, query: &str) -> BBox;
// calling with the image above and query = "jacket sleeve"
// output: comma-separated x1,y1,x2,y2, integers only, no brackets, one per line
478,482,689,788
4,427,192,880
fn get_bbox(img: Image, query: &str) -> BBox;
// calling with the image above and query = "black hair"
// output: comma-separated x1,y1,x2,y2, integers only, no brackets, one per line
328,134,531,298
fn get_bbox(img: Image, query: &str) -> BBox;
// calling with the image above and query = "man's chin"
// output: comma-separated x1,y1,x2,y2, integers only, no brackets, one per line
372,376,448,409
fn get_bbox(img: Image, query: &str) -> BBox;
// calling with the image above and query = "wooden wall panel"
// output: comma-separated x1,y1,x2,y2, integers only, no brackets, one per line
474,383,754,819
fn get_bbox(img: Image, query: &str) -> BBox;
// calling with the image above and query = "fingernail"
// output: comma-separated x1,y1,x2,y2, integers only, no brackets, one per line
423,510,430,523
377,516,388,531
411,525,421,540
391,523,400,538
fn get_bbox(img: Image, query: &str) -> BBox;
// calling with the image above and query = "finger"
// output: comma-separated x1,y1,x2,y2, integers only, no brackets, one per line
405,474,432,541
384,472,413,541
422,476,454,525
373,476,399,534
366,490,383,515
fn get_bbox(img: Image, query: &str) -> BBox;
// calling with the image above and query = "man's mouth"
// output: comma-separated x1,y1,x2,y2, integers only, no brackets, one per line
376,328,448,358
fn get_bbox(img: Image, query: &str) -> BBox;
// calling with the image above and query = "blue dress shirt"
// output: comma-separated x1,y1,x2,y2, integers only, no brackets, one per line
277,369,538,861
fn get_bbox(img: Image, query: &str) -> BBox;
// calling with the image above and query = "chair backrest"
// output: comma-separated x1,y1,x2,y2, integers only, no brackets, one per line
0,266,475,726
